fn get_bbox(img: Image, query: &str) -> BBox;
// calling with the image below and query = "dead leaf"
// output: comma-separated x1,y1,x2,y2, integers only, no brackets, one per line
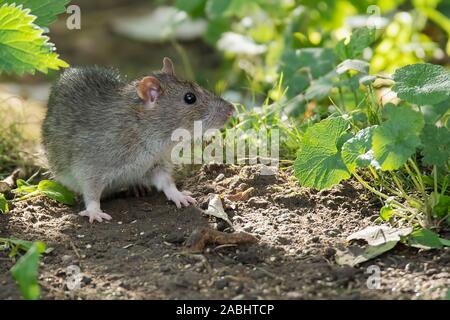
227,187,255,202
0,169,21,193
203,194,233,227
336,241,398,267
347,225,413,246
185,227,258,253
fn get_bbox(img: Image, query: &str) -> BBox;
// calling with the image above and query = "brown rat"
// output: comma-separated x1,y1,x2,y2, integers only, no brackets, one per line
42,57,234,223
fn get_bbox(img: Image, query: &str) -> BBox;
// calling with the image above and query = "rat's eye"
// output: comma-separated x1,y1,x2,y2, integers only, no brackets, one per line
184,92,196,104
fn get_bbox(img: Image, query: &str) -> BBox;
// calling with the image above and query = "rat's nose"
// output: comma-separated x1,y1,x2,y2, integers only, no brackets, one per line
226,102,234,118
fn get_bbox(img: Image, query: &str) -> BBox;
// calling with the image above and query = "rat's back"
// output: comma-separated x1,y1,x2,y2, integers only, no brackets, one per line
42,66,126,188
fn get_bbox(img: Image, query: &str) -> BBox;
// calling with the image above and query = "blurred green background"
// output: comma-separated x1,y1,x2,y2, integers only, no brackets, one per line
2,0,449,101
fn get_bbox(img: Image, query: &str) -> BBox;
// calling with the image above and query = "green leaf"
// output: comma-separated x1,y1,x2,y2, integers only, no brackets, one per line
408,229,443,250
37,180,75,205
0,193,9,213
0,0,70,27
281,48,336,98
294,117,351,190
393,63,450,105
337,27,376,60
420,124,450,168
372,104,425,171
0,3,69,76
342,126,378,172
432,193,450,218
14,179,38,194
440,238,450,247
175,0,206,18
336,59,370,74
205,0,230,19
304,71,338,101
380,205,394,221
10,241,46,300
0,237,34,252
420,101,449,124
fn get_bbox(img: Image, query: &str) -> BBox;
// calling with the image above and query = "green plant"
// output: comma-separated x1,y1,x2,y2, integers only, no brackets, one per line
0,238,46,300
175,0,450,100
294,57,449,233
0,0,69,75
12,179,75,205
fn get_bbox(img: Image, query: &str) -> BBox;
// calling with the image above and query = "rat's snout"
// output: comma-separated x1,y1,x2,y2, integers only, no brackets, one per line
225,102,234,118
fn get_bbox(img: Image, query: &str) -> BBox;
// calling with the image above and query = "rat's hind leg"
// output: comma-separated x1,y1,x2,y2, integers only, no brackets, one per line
147,166,196,208
78,179,112,223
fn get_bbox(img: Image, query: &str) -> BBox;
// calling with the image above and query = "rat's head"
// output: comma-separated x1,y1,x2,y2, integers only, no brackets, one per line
136,57,234,132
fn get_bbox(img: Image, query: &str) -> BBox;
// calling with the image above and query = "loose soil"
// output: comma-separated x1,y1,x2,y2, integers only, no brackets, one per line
1,164,449,300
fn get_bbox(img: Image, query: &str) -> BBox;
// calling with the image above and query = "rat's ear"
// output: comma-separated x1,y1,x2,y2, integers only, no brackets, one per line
137,76,161,103
161,57,175,76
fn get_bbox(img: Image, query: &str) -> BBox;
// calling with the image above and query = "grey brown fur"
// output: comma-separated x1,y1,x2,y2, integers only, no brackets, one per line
42,58,233,222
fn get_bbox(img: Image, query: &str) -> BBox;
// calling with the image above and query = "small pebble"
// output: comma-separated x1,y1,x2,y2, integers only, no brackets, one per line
215,173,225,182
215,278,228,290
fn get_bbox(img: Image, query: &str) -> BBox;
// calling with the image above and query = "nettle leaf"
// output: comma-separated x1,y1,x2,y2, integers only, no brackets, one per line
372,104,425,171
37,180,75,205
342,126,379,172
337,27,376,60
393,63,450,106
420,124,450,168
10,241,46,300
0,4,69,75
0,0,71,28
0,193,8,213
294,117,351,190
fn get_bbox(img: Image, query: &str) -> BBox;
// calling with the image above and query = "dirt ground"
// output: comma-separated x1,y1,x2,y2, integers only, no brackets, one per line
1,164,449,300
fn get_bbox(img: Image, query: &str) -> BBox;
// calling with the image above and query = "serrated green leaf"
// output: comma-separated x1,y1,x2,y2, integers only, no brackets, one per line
393,63,450,105
37,180,75,205
0,193,8,213
0,0,70,27
342,126,378,172
294,117,351,190
420,124,450,168
10,241,46,300
408,228,443,249
0,3,69,75
372,104,425,171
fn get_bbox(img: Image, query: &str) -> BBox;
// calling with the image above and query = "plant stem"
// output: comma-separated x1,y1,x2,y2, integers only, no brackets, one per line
353,172,415,214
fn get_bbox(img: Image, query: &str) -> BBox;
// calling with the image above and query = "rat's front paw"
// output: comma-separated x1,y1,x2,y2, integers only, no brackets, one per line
166,190,196,209
79,209,112,223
